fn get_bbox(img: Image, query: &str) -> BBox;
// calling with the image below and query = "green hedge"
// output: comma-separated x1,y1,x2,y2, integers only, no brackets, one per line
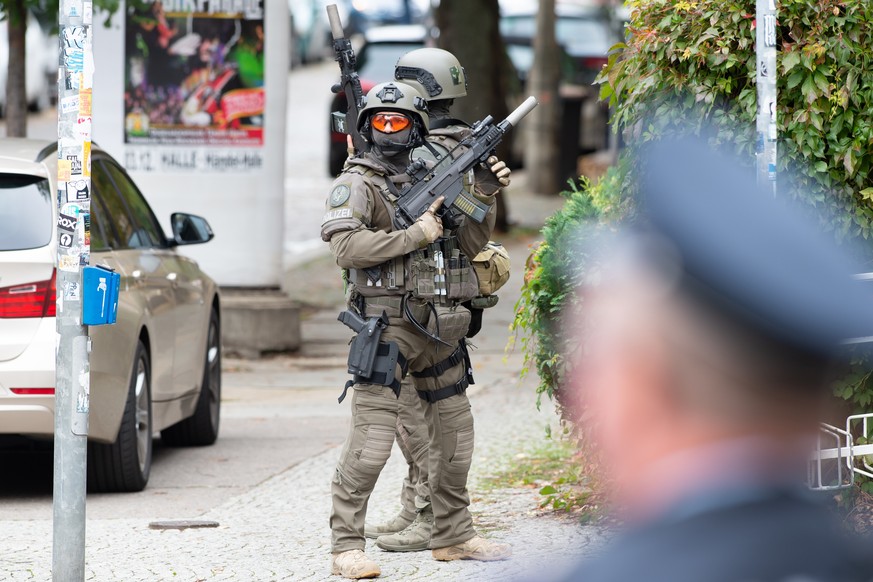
513,0,873,415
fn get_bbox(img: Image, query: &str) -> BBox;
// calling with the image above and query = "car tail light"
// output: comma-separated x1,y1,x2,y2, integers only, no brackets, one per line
10,388,54,395
0,269,56,319
582,57,608,70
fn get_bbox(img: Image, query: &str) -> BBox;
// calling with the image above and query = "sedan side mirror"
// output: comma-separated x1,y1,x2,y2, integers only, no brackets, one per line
170,213,214,246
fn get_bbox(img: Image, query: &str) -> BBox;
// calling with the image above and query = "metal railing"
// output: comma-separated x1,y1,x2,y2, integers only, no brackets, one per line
810,413,873,490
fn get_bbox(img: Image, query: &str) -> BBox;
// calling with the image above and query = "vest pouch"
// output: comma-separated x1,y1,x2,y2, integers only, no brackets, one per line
445,260,479,303
410,251,437,300
472,241,511,297
426,304,471,344
351,258,405,298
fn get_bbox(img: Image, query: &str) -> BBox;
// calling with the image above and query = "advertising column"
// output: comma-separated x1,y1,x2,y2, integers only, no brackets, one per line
94,0,288,286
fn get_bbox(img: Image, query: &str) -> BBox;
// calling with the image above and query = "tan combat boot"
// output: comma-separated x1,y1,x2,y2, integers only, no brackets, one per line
364,513,414,539
330,549,381,579
375,507,433,552
432,536,512,562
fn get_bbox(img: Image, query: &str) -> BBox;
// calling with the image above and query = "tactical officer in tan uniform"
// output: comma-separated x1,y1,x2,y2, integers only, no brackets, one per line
365,48,511,555
324,81,511,579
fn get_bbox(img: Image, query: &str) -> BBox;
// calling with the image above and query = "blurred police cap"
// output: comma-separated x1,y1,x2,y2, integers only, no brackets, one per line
633,136,873,360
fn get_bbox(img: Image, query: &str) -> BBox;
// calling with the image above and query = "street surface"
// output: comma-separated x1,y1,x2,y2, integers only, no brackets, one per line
0,231,602,580
0,62,592,580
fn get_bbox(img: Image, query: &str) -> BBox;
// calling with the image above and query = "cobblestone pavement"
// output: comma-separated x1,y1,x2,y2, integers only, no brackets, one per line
0,371,603,581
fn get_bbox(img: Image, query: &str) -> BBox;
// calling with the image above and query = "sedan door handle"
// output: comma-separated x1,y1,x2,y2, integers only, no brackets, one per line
166,272,178,285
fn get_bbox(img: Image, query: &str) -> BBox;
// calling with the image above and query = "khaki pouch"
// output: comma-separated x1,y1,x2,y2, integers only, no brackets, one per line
426,305,471,344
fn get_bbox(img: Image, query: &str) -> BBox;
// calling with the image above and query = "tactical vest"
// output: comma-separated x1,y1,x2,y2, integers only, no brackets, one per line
344,164,479,305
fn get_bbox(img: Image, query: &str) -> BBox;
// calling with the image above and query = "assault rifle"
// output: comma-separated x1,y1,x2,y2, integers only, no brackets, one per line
326,4,367,155
394,96,539,231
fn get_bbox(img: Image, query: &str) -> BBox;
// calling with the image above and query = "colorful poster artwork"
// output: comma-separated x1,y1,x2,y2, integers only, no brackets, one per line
124,1,265,147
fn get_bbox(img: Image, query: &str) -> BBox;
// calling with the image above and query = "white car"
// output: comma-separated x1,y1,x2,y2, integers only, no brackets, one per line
0,139,221,492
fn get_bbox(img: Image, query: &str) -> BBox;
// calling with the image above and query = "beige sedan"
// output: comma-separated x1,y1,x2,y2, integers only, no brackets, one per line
0,139,221,492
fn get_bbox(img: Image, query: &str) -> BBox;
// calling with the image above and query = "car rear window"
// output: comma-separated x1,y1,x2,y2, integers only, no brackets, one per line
0,174,52,251
359,42,425,81
501,15,612,53
557,18,612,53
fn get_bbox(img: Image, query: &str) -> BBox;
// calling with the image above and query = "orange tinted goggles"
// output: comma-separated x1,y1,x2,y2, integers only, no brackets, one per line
371,113,411,133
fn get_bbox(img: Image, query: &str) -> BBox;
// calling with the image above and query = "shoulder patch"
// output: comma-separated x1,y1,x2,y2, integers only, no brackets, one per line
329,184,352,207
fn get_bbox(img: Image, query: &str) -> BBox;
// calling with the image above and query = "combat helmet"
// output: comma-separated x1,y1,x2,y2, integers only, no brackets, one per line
395,48,467,100
358,81,430,143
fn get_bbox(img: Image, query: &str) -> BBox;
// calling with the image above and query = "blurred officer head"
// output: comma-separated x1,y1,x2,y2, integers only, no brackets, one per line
572,137,873,519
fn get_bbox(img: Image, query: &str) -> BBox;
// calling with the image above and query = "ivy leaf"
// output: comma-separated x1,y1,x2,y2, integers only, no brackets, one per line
782,50,800,73
860,188,873,202
801,73,819,103
813,70,830,95
539,485,558,495
786,70,805,89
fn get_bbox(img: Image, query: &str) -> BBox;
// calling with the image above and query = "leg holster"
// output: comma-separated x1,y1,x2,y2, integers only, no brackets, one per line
337,308,409,403
414,340,475,404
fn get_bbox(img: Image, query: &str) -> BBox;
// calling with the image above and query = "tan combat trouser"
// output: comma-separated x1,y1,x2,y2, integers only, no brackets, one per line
330,304,476,553
395,377,430,522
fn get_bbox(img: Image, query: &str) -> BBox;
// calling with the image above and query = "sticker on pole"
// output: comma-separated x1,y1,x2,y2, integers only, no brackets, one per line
66,180,90,202
58,213,78,233
71,335,90,436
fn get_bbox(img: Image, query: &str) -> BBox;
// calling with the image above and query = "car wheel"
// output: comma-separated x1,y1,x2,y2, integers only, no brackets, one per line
87,340,153,493
161,309,221,446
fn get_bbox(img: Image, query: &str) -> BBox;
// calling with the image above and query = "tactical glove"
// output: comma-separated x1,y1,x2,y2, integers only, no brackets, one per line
473,156,511,197
416,196,445,243
488,156,511,186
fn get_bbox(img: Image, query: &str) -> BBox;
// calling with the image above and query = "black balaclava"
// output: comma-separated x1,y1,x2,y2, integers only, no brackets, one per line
428,99,453,121
368,109,424,173
372,125,413,157
371,125,413,175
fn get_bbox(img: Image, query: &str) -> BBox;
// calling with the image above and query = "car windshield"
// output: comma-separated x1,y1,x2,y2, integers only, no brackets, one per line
501,15,611,54
359,42,424,81
557,17,612,53
0,174,52,251
506,44,534,76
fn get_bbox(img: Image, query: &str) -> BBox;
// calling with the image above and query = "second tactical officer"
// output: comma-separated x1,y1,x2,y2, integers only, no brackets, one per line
364,47,512,554
323,81,512,579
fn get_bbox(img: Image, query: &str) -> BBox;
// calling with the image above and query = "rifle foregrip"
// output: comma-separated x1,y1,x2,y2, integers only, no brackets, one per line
326,4,345,40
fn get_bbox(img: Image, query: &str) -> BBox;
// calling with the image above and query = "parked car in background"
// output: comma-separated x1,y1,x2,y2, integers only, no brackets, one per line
503,34,577,89
0,139,221,493
343,0,431,33
289,0,332,68
0,12,53,115
327,24,427,175
500,0,618,88
500,0,619,153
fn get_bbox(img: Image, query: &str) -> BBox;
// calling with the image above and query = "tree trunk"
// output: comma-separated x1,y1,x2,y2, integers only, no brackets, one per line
436,0,513,232
524,0,561,195
5,0,28,137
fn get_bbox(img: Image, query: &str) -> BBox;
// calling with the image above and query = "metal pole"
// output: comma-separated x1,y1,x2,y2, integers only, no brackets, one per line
755,0,777,192
54,0,94,579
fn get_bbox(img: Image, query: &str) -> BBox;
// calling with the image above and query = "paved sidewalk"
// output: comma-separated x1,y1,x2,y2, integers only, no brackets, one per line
1,192,604,580
1,374,602,581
